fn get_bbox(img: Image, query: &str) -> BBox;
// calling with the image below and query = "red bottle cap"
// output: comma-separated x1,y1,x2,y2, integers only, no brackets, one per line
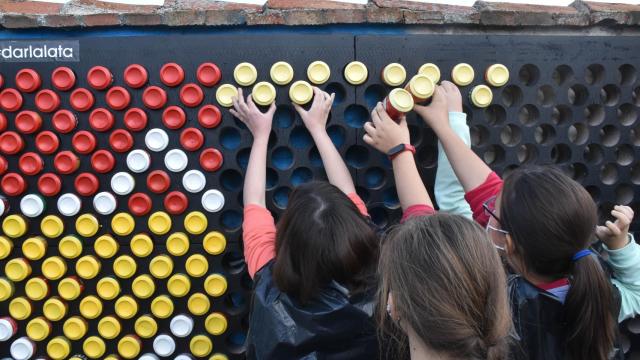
106,86,131,110
38,173,62,196
198,105,221,129
160,63,184,87
35,131,60,155
87,66,113,90
162,106,186,130
0,132,24,155
75,172,99,196
15,110,42,134
179,83,203,108
142,86,167,110
124,64,148,89
0,89,23,112
51,67,76,91
199,148,223,172
164,191,188,215
52,110,77,133
18,152,44,176
1,173,26,196
70,88,95,112
72,131,97,154
128,192,152,216
54,151,80,175
197,63,221,87
180,128,204,152
91,150,115,174
15,69,41,93
124,108,148,132
0,156,7,175
35,89,61,113
0,113,7,132
109,129,134,153
147,170,170,194
89,108,115,132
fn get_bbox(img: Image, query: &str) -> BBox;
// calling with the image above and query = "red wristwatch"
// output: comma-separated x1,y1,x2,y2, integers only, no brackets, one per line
387,144,416,160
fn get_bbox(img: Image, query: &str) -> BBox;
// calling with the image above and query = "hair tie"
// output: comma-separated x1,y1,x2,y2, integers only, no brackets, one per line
572,249,592,262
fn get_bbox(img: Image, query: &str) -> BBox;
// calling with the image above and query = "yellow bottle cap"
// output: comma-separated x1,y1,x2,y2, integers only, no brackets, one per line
134,314,158,338
83,336,106,359
188,293,210,316
451,63,475,86
76,214,99,237
149,255,174,279
22,236,46,260
131,233,153,257
9,296,32,320
98,316,121,339
184,211,208,235
203,231,226,255
486,64,510,87
47,336,71,360
105,355,120,360
270,61,294,85
113,255,137,279
210,354,229,360
41,215,64,238
382,63,407,87
94,234,119,258
289,80,313,105
167,273,191,298
186,254,208,278
58,235,82,259
41,256,67,280
112,212,135,236
215,84,238,108
5,258,31,281
148,211,172,235
205,312,228,335
76,255,101,279
205,274,228,297
166,232,190,256
97,277,121,300
234,62,258,86
43,297,67,321
63,316,87,340
26,317,51,341
25,277,49,300
118,335,142,359
79,295,103,319
58,277,82,300
470,85,493,108
0,277,14,301
388,88,415,113
344,61,368,85
151,295,174,319
3,214,27,238
307,60,331,85
190,335,213,357
132,274,155,299
115,295,138,319
418,63,441,83
0,236,13,259
252,81,276,106
407,74,435,101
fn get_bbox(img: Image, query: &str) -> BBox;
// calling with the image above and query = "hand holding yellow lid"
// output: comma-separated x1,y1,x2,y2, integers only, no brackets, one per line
215,84,238,108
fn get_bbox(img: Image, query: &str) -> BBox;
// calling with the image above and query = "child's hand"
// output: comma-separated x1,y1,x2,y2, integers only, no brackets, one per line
294,87,335,135
363,103,410,154
596,205,634,250
413,84,450,132
441,80,463,113
230,88,276,140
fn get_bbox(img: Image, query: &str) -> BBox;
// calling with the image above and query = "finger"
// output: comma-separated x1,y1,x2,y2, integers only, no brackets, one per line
327,93,335,108
596,225,611,239
266,102,277,117
413,104,426,112
236,88,245,105
293,103,306,117
229,108,241,119
247,95,258,112
375,103,393,124
312,87,323,106
611,210,631,227
615,205,634,220
231,94,240,111
398,116,408,129
363,121,376,136
373,103,386,126
363,134,375,146
371,105,382,126
605,220,622,236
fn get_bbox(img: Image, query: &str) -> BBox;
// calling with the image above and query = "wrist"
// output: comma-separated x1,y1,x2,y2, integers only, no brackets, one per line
253,133,270,144
387,143,415,160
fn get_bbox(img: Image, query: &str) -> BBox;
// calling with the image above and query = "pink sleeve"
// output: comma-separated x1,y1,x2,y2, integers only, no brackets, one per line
464,172,503,228
401,204,436,223
242,204,277,278
347,192,369,217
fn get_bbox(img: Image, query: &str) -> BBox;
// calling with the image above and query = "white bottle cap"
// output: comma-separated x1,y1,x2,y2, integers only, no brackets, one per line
20,194,44,218
93,192,117,215
153,334,175,357
10,337,35,360
57,193,81,217
145,129,169,152
0,318,16,341
164,149,188,173
139,354,160,360
175,355,194,360
111,172,135,196
202,189,225,213
182,170,206,193
127,149,151,173
169,314,194,338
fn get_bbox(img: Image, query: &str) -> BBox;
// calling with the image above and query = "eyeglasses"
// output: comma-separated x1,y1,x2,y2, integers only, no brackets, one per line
483,196,509,251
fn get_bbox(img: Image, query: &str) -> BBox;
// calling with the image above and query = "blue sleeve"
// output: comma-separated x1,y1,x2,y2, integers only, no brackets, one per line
434,111,472,219
603,233,640,322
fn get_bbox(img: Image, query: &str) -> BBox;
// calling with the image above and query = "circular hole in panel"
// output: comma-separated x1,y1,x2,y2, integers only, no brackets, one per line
221,169,243,192
221,210,242,231
236,147,251,170
226,332,247,355
268,131,278,149
585,104,605,126
382,187,400,209
634,87,640,106
345,145,369,169
290,126,313,149
369,207,388,228
274,105,295,129
501,85,523,108
222,250,245,274
290,167,313,187
356,186,370,204
518,104,539,126
567,162,588,182
484,104,506,126
632,164,640,185
600,163,619,185
551,105,573,126
470,125,489,147
224,292,247,315
500,124,521,147
600,84,621,106
551,144,572,164
586,185,601,202
632,126,640,146
266,168,278,190
537,85,555,107
616,184,634,205
517,144,538,164
616,145,634,166
309,146,322,167
583,144,604,165
618,103,638,126
483,145,505,165
534,124,556,145
325,82,346,106
344,104,369,129
233,117,247,131
273,187,291,209
519,64,540,86
568,84,589,106
416,145,437,169
568,123,588,145
220,127,241,150
364,84,387,109
600,125,621,147
272,147,294,170
553,64,574,85
364,167,386,189
586,64,605,85
408,125,423,147
618,64,637,86
327,125,346,148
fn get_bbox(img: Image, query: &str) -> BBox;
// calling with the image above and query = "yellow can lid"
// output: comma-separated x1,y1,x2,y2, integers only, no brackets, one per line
233,62,258,87
41,256,67,280
151,295,174,319
470,85,494,108
132,274,156,299
5,258,31,281
215,84,238,108
203,231,226,255
0,277,14,301
205,312,228,336
190,335,213,357
97,277,121,300
83,336,106,359
0,236,13,259
118,335,141,359
388,88,415,113
25,277,49,301
115,295,138,319
407,74,435,100
98,316,121,339
47,336,71,360
94,234,119,258
63,316,87,340
451,63,475,86
58,277,82,300
113,255,137,279
188,293,210,316
43,297,67,321
41,215,64,238
130,233,153,257
79,295,103,319
210,354,229,360
418,63,441,83
58,235,82,259
26,317,51,341
149,255,174,279
486,64,510,87
76,255,101,279
166,232,190,256
3,214,27,238
148,211,172,235
184,211,208,235
252,81,276,106
307,61,331,85
104,355,120,360
186,254,208,278
204,274,228,298
111,212,135,236
9,296,32,320
344,61,368,85
382,63,407,87
22,236,46,260
167,273,191,298
270,61,294,85
289,80,313,105
76,214,99,237
134,314,158,338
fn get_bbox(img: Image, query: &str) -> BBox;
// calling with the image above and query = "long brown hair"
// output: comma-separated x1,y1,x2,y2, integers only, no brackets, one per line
378,214,511,360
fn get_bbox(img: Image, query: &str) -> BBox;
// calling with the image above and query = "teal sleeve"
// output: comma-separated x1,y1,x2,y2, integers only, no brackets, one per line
434,111,472,219
603,234,640,322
